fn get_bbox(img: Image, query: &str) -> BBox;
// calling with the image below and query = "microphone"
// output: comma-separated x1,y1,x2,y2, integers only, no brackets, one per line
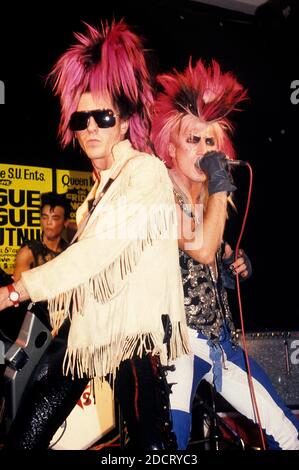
226,159,247,167
195,157,247,170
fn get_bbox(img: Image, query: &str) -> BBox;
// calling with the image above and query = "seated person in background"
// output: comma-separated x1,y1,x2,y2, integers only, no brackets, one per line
13,192,70,280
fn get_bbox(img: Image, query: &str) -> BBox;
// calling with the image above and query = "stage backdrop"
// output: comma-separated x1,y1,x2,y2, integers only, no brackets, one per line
0,163,92,274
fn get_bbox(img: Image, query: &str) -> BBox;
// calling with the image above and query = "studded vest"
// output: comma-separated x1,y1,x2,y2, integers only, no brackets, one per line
179,248,236,342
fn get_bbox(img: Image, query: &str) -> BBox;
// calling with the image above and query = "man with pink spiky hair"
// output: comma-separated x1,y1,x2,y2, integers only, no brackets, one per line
0,20,189,450
151,58,299,450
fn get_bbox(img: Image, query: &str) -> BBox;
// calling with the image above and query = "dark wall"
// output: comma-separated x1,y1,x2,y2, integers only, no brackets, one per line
1,0,298,330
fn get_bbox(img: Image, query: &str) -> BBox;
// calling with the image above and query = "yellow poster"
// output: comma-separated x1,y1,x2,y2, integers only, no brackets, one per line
56,169,93,222
0,164,52,273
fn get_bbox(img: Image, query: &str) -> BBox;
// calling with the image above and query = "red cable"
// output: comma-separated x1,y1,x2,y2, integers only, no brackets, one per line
233,162,266,451
131,359,140,421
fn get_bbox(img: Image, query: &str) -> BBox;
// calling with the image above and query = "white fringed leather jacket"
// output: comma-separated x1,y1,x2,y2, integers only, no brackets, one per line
22,140,189,380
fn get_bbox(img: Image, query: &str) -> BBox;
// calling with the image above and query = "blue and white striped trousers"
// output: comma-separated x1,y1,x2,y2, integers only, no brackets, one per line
167,327,299,450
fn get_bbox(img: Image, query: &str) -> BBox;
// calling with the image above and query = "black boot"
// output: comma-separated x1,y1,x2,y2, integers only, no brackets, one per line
115,354,177,451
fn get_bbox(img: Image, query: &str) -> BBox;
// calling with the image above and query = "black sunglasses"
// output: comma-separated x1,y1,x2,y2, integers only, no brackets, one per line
69,108,118,131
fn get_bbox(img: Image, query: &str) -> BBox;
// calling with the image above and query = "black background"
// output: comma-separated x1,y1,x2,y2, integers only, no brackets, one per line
0,0,299,331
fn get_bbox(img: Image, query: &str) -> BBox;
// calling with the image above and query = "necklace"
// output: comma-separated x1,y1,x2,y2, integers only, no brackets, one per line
173,187,194,219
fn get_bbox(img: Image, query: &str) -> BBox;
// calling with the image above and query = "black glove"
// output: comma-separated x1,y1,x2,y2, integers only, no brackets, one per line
221,244,253,289
199,151,237,195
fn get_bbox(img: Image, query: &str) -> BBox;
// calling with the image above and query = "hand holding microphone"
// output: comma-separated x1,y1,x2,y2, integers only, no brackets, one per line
195,151,237,195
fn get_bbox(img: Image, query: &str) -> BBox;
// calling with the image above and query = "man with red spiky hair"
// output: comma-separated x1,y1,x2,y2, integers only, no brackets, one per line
151,59,299,450
0,20,189,450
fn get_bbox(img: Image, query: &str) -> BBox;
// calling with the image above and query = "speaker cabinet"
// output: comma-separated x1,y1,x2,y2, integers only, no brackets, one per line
236,330,299,408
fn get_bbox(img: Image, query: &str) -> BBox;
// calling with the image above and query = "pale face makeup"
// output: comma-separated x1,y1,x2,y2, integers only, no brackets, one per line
169,117,219,188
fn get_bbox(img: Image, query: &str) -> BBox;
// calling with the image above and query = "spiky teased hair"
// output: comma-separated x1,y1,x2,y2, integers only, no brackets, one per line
151,59,247,167
48,19,154,152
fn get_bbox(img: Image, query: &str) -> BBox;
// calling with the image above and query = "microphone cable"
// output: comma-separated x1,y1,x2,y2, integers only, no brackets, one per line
233,161,267,451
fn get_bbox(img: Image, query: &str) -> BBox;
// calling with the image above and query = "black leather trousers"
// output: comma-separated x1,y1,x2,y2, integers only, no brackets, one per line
4,321,88,450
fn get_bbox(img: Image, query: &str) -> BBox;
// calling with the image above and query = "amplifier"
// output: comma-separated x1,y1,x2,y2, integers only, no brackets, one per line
235,330,299,409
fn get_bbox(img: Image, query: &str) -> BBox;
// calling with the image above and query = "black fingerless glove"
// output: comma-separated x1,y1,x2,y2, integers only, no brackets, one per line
199,151,237,195
221,245,253,290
